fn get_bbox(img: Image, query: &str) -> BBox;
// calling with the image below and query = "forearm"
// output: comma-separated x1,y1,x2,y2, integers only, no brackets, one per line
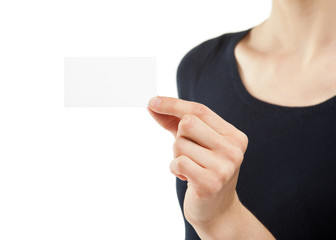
192,193,276,240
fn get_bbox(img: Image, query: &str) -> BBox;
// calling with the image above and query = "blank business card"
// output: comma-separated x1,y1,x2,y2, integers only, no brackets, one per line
64,57,157,107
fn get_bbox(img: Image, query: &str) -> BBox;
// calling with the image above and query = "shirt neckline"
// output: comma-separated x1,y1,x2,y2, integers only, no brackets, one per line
229,27,336,117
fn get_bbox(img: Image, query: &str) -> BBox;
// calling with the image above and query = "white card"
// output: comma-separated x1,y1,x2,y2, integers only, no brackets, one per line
64,57,157,107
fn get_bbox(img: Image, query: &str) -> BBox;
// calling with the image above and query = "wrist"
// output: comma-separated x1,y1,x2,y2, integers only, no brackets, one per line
191,192,243,240
191,192,275,240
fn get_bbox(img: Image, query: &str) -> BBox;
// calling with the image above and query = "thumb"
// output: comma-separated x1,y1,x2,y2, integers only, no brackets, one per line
146,106,179,138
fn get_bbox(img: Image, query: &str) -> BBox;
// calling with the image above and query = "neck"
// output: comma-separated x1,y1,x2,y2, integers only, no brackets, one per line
256,0,336,60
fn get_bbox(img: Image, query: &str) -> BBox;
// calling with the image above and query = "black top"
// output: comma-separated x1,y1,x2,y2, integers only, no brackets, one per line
175,27,336,240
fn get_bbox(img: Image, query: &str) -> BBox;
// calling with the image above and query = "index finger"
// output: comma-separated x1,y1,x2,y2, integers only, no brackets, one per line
148,96,237,136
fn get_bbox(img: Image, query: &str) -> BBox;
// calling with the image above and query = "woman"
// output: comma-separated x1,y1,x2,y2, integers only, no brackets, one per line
147,0,336,239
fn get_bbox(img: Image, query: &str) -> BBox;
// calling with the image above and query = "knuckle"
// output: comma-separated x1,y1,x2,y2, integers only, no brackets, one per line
216,166,230,182
179,114,194,130
194,103,208,118
173,137,185,153
214,136,226,149
216,139,231,155
169,160,175,174
207,177,223,195
217,163,236,183
167,98,178,113
236,148,245,164
229,146,245,165
227,163,237,178
175,155,188,171
238,131,249,152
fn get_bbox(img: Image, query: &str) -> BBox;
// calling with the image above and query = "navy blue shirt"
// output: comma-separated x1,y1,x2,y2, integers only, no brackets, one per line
176,27,336,240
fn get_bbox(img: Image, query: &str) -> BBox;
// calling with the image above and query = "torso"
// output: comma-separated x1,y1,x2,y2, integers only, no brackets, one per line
234,26,336,107
176,28,336,240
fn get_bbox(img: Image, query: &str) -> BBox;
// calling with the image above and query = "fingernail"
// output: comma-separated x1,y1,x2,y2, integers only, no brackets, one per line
148,96,161,108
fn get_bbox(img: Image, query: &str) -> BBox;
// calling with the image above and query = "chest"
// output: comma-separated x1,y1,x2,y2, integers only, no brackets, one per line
235,116,336,238
234,42,336,107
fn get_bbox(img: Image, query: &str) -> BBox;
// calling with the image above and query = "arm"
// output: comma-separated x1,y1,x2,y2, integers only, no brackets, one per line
192,192,276,240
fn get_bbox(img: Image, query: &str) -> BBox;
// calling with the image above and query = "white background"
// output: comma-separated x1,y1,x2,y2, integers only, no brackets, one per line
0,1,271,239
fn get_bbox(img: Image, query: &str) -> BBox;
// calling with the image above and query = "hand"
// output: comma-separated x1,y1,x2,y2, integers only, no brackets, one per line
147,96,248,227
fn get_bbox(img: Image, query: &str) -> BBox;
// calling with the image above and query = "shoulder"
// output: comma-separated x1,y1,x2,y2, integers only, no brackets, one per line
176,29,248,100
176,32,233,76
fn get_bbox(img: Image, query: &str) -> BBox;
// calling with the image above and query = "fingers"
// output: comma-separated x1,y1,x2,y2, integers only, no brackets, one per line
176,114,224,151
148,96,195,119
148,96,249,153
148,96,238,136
173,134,240,177
170,155,206,185
173,136,218,170
170,155,231,199
146,106,179,137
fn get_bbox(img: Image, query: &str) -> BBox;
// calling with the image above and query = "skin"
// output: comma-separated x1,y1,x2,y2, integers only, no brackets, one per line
147,0,336,239
235,0,336,107
147,97,274,240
